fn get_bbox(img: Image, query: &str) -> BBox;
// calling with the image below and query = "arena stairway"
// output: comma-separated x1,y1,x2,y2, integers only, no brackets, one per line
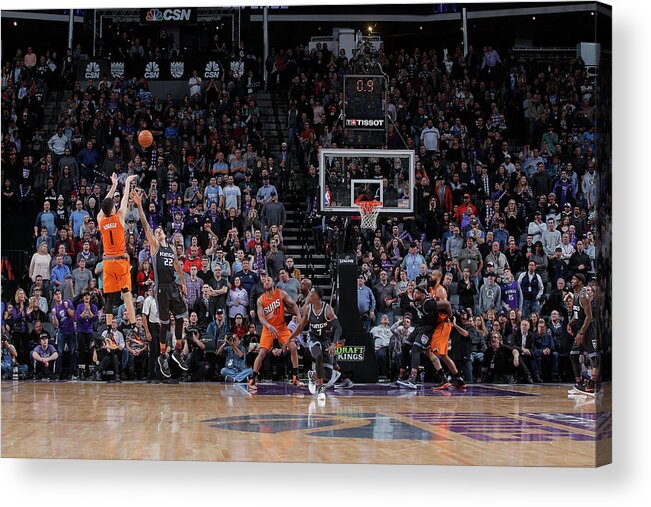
254,90,334,304
280,191,334,303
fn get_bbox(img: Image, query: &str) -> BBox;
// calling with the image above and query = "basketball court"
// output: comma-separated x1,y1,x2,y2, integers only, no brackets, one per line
1,380,611,466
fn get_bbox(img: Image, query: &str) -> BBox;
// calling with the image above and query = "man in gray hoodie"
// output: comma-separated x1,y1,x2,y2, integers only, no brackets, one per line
479,272,502,314
541,217,561,258
260,191,286,239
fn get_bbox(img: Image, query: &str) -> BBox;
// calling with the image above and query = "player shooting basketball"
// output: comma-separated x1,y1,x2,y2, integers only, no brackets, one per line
97,173,138,327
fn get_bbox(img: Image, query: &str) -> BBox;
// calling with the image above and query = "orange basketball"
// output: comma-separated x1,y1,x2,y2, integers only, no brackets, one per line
138,130,153,148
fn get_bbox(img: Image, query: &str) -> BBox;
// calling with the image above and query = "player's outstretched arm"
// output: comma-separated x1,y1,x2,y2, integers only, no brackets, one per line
118,175,138,221
131,189,158,253
98,173,119,221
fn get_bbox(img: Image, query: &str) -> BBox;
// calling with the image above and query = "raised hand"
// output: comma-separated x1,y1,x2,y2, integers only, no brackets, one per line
130,189,142,206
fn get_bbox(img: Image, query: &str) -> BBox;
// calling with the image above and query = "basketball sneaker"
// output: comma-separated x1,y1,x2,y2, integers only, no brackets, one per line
573,382,596,397
397,377,418,390
324,369,341,389
248,378,258,391
453,373,466,388
158,355,171,378
316,385,326,402
308,370,318,394
291,375,304,387
432,372,451,390
335,378,354,389
171,350,188,371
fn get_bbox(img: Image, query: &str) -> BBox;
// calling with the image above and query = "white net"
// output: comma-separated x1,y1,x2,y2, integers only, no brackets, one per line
358,202,382,230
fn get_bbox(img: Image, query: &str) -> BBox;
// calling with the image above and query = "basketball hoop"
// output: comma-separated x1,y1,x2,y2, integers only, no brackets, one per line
357,201,383,230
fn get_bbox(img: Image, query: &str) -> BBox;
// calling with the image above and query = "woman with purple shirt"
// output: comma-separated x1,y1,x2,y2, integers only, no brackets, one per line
76,291,98,376
51,288,77,379
11,288,31,364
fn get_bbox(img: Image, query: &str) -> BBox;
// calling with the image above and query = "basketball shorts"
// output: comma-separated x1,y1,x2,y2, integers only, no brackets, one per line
570,322,598,357
307,337,334,364
260,324,292,350
156,283,189,324
407,325,436,349
429,321,453,355
103,258,131,294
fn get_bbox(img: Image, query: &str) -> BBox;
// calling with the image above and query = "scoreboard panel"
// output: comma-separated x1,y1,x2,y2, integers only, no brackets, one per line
344,75,387,131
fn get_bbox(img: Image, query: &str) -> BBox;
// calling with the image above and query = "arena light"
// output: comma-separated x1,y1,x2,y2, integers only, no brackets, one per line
13,20,18,26
368,25,373,33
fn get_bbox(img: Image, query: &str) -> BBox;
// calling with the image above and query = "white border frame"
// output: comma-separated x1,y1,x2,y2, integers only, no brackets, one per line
319,148,415,214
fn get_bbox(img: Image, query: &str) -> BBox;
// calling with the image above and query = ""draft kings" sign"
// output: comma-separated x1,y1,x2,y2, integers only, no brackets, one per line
336,345,366,362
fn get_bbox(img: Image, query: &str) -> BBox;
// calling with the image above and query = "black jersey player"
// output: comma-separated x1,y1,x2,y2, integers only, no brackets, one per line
289,287,344,398
396,286,464,389
131,190,188,379
567,274,600,396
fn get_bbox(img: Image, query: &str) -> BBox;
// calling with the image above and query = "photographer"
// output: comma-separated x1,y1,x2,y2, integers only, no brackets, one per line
2,335,28,379
218,332,252,383
449,311,472,383
125,315,148,380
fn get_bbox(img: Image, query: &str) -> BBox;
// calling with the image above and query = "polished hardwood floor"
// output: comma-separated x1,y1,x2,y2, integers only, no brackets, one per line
1,380,611,466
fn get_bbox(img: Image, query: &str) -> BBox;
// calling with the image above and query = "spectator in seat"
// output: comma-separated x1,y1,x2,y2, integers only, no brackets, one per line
481,332,531,384
500,269,523,315
357,273,377,333
31,334,59,380
206,308,230,341
518,260,544,317
533,319,560,382
370,314,393,378
260,191,286,239
265,239,286,281
465,314,486,382
255,175,278,204
374,270,398,325
479,272,502,314
542,218,562,258
568,239,592,278
226,277,248,326
527,211,546,244
276,268,300,302
484,240,510,276
509,318,540,382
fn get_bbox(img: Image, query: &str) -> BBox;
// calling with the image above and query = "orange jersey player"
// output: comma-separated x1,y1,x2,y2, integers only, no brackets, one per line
97,173,138,326
248,273,303,391
423,269,466,389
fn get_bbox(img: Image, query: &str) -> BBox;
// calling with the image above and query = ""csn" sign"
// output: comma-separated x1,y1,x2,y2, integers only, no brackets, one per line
141,8,197,24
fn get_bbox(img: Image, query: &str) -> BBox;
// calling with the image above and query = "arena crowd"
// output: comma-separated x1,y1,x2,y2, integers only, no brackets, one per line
1,27,603,385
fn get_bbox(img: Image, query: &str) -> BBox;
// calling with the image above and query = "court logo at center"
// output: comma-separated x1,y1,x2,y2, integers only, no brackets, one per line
203,413,440,441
